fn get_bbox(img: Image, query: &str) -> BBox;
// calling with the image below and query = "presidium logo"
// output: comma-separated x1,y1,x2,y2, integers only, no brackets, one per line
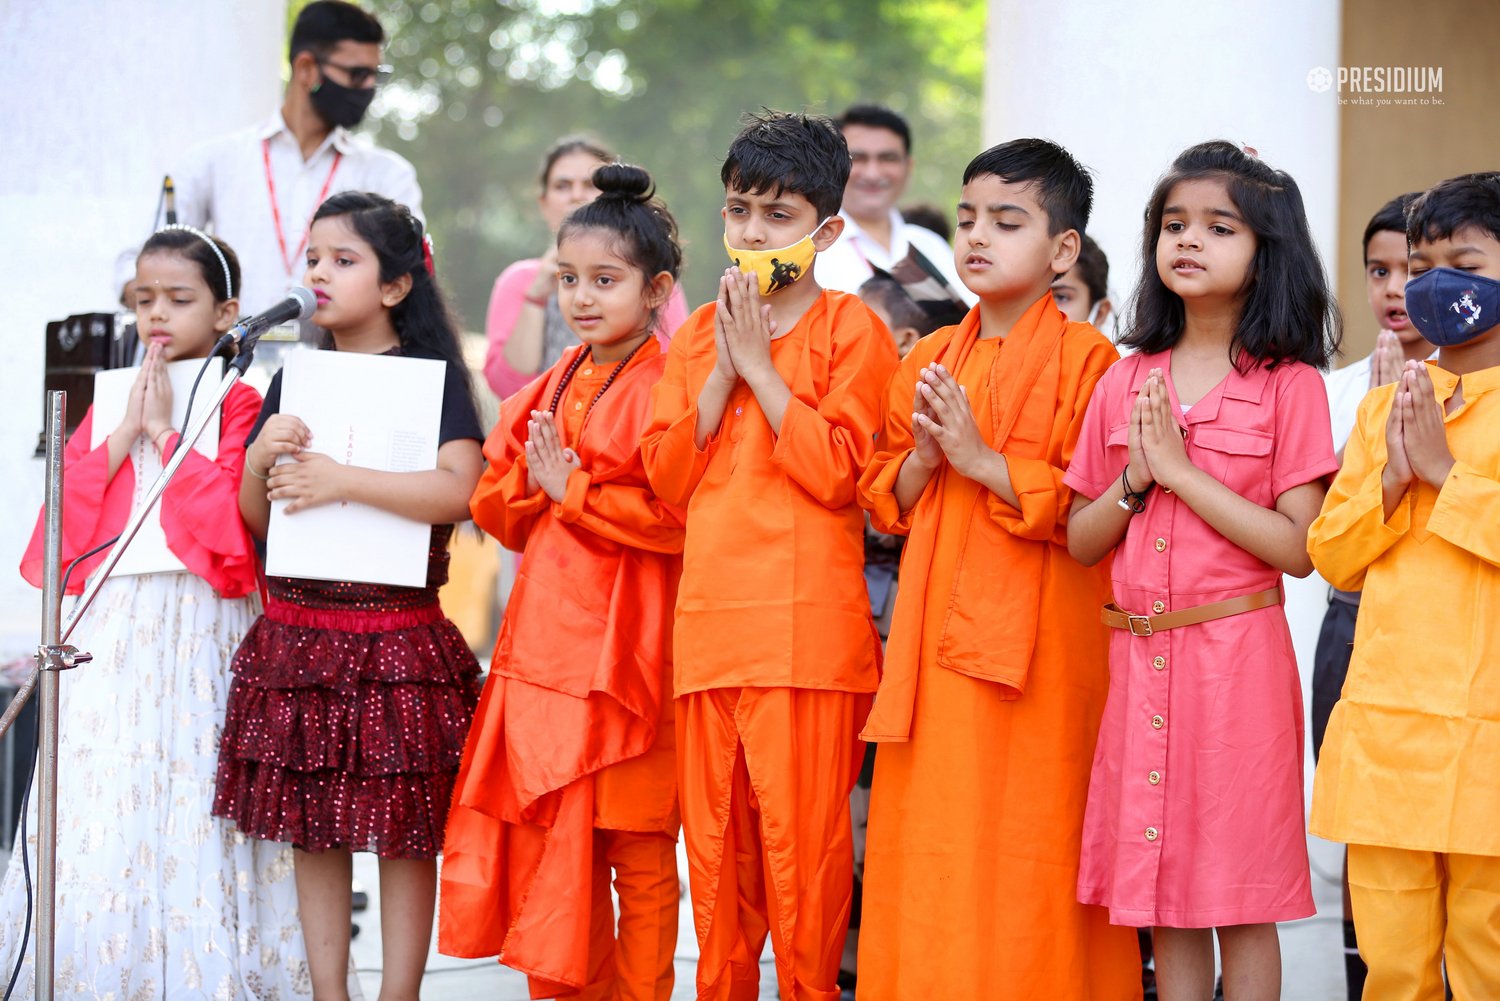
1306,65,1445,106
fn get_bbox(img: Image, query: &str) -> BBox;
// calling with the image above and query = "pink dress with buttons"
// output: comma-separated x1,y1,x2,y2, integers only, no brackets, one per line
1065,349,1337,928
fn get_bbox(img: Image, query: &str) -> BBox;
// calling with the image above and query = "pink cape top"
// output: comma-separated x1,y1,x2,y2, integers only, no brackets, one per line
482,257,691,400
1064,349,1337,927
20,380,264,598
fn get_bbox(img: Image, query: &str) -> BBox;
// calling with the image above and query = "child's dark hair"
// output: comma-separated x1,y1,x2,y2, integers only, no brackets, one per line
311,191,474,398
1122,141,1341,370
858,275,941,339
539,135,617,189
721,110,849,220
962,138,1092,236
289,0,383,62
837,104,913,155
558,164,682,323
1406,171,1500,247
1363,192,1421,260
139,228,240,303
1065,234,1109,305
901,203,952,243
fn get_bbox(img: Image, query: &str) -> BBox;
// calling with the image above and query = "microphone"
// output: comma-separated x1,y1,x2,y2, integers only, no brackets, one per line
163,175,177,225
229,286,318,344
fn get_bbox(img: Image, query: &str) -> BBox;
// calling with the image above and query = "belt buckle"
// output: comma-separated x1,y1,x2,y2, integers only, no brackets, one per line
1127,615,1154,637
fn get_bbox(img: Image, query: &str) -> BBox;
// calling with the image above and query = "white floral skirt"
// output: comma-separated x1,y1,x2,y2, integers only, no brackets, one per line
0,573,315,1000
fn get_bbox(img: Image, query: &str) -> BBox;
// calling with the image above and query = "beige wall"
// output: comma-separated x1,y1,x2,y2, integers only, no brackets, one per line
1337,0,1500,364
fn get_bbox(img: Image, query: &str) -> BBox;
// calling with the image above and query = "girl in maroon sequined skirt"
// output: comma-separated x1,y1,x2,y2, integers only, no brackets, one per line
214,526,479,858
215,191,486,1000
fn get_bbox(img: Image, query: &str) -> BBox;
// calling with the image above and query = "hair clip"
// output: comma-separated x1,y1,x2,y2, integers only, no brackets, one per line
1239,143,1260,158
422,232,435,276
156,223,233,299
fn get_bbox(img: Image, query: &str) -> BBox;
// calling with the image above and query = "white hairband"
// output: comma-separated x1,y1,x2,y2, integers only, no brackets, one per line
154,223,234,300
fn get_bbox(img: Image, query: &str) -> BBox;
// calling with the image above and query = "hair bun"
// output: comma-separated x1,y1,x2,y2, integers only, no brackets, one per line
592,163,654,203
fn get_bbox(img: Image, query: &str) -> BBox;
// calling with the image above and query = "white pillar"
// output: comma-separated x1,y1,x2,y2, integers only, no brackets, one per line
0,3,287,652
984,0,1341,314
984,6,1344,979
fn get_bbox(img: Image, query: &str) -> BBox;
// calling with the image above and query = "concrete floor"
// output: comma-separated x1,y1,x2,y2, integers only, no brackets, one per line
347,833,1350,1001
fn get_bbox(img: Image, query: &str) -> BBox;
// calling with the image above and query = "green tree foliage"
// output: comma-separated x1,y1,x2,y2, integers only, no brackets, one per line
294,0,983,329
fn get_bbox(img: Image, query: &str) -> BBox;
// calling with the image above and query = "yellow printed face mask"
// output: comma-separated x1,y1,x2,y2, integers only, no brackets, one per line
723,217,833,296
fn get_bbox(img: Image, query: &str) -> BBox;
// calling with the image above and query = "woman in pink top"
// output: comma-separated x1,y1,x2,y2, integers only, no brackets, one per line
483,136,688,399
1064,143,1340,1001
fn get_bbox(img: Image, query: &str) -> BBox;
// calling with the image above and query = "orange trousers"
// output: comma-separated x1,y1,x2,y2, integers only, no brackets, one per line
566,829,679,1001
677,687,869,1001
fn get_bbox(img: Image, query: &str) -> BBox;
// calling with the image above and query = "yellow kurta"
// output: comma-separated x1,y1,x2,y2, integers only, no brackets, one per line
1307,363,1500,855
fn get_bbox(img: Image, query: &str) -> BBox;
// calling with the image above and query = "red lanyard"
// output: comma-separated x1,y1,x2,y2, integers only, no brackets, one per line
263,138,342,279
850,235,873,274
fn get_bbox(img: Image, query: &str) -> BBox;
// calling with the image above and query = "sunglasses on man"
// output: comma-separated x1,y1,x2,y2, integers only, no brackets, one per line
317,58,393,88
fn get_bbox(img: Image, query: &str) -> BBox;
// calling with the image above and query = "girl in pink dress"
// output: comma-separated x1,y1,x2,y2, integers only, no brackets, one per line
1064,142,1340,1001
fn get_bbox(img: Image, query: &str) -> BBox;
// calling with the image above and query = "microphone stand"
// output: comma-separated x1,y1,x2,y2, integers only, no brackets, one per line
11,327,268,1000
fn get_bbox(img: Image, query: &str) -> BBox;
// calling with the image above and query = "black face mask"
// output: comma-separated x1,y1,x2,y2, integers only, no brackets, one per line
310,72,375,129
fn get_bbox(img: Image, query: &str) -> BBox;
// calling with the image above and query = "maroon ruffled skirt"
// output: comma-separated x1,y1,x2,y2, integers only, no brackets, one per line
213,591,481,859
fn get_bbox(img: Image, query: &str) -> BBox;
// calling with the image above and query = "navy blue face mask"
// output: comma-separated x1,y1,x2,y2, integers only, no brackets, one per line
1405,267,1500,346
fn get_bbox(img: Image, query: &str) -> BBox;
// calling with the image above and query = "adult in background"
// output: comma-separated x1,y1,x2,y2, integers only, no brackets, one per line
119,1,420,334
819,104,974,318
482,136,689,400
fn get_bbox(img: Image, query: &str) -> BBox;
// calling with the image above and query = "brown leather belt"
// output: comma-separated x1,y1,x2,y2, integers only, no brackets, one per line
1102,585,1283,637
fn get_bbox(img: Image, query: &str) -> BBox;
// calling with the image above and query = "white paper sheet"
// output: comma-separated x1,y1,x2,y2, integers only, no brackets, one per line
90,358,224,576
265,351,444,588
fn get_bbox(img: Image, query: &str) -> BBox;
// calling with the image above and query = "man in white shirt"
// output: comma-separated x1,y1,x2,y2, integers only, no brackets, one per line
819,105,975,314
119,1,421,327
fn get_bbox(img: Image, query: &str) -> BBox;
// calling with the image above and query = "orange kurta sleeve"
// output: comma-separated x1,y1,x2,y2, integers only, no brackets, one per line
555,460,685,555
470,379,552,553
987,335,1118,544
641,307,721,509
859,336,945,536
1307,386,1411,591
1428,460,1500,566
770,305,899,509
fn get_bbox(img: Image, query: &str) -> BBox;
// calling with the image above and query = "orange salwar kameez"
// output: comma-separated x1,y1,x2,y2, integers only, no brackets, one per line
441,341,684,1000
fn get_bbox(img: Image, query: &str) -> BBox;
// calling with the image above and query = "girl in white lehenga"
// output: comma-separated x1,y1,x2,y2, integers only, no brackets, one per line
0,227,314,999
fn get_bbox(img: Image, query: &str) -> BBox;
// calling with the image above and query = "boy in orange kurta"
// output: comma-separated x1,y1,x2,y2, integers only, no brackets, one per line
440,169,688,1000
855,140,1140,1000
640,112,899,1001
